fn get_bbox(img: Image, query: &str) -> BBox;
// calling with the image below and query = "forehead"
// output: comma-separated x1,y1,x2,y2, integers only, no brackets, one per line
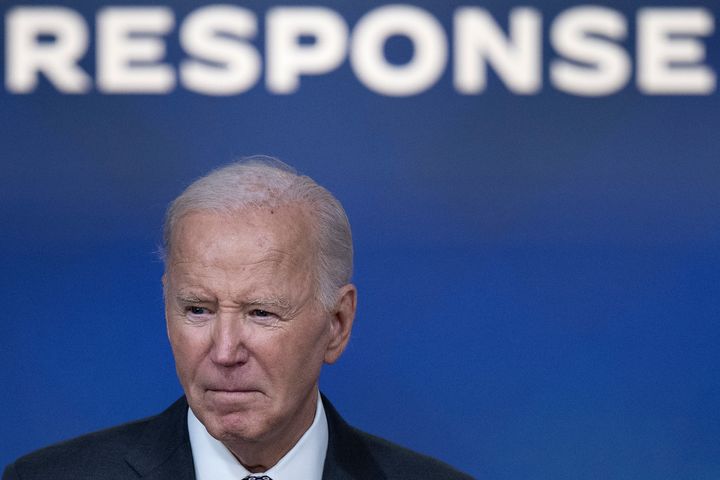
167,205,316,269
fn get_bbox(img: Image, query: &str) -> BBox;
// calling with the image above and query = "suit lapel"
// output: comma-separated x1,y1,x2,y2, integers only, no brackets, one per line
120,395,382,480
124,397,196,480
321,395,386,480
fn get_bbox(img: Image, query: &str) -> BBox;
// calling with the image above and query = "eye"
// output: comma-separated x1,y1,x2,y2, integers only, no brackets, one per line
186,306,210,315
249,309,273,318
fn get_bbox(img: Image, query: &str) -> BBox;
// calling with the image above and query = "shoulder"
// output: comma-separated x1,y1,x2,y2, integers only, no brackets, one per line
321,395,473,479
4,419,146,480
350,427,474,480
3,399,188,480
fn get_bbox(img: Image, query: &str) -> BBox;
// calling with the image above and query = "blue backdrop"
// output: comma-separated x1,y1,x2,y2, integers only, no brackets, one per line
2,2,719,478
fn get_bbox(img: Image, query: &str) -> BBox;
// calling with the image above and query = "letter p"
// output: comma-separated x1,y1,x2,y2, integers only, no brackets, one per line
266,7,348,93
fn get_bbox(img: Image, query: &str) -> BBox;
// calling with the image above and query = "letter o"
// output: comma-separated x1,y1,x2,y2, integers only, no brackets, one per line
350,5,447,96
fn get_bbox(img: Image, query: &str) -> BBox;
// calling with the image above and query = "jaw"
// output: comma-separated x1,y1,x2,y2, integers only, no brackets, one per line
191,387,319,470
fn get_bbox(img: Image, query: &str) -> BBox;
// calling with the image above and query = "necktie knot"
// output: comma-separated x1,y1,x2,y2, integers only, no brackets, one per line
243,476,272,480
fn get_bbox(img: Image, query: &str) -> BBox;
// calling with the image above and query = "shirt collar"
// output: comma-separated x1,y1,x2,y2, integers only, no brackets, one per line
187,393,328,480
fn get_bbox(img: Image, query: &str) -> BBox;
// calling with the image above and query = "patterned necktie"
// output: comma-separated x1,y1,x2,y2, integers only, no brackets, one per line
242,476,272,480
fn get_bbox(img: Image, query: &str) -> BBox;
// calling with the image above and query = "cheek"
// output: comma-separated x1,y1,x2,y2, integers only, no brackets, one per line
279,323,331,375
168,327,204,382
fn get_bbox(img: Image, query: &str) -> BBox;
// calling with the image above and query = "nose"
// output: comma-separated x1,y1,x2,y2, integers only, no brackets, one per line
210,310,249,366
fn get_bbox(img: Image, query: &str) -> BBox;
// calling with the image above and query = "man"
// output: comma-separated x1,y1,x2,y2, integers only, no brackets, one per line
4,158,472,480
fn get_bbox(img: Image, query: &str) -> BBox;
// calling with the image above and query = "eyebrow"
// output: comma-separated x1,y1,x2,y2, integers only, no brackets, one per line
245,296,291,310
175,293,210,304
174,293,292,310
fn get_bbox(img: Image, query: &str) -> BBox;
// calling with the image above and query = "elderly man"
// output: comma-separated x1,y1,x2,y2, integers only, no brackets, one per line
3,158,472,480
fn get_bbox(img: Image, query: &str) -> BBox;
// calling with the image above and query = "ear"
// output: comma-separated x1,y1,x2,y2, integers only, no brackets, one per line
324,284,357,364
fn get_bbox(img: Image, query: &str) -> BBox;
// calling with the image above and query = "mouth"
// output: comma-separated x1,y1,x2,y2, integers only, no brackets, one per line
206,388,262,397
207,386,260,393
205,389,263,408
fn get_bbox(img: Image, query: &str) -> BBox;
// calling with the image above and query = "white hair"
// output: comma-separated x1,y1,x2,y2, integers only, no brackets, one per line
162,156,353,310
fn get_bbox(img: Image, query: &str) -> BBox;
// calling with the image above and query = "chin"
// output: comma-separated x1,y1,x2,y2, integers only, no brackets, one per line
198,405,273,443
214,416,274,445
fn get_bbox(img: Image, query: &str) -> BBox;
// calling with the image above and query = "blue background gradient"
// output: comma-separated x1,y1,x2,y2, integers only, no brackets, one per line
2,2,719,478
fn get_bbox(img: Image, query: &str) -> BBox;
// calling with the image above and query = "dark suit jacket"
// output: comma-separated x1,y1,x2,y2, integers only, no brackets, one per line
3,396,473,480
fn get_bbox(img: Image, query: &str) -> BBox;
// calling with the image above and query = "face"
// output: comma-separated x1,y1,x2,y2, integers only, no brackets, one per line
163,206,355,461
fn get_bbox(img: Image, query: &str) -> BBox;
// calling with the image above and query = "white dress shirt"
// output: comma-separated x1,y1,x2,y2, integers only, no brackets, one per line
187,393,328,480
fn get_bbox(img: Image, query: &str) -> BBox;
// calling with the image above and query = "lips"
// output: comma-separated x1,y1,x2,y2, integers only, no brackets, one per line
204,382,263,396
202,377,258,390
207,389,259,394
205,389,262,410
